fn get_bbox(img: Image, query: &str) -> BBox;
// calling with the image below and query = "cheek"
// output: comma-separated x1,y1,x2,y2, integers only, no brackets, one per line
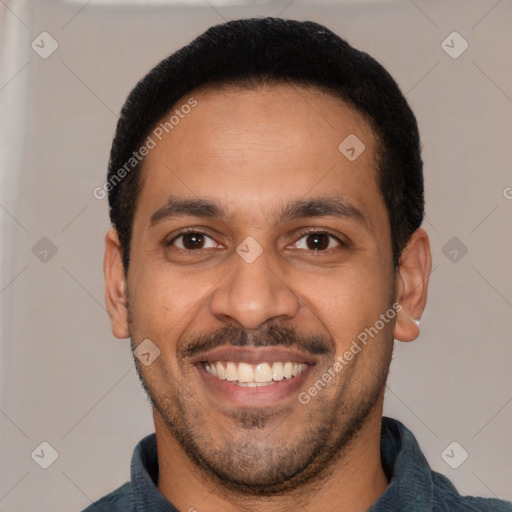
298,265,390,344
128,266,214,343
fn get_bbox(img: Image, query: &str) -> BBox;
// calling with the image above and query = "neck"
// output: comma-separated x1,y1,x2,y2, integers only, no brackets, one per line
155,403,389,512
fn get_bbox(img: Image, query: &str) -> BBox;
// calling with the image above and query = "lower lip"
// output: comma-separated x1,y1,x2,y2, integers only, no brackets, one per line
197,363,314,407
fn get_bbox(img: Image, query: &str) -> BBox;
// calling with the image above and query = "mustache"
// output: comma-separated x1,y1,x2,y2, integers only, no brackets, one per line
179,323,332,360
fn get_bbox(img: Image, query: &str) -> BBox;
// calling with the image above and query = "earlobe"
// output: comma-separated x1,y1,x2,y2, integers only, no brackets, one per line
104,228,130,339
394,228,432,343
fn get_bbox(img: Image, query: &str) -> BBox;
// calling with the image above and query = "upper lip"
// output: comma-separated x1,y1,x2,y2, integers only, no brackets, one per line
189,346,318,365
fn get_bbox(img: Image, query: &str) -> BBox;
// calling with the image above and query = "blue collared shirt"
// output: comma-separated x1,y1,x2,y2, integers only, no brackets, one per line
82,416,511,511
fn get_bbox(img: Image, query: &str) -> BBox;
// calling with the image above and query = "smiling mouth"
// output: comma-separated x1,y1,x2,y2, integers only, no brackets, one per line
203,361,308,387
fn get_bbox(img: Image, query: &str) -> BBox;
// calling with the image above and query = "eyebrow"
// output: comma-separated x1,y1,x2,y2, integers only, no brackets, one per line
150,195,367,228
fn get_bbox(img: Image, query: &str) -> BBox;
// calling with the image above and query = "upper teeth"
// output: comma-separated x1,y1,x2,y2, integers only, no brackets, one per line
204,361,306,385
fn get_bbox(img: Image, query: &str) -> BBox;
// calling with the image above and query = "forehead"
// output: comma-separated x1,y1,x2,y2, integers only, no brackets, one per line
135,83,386,232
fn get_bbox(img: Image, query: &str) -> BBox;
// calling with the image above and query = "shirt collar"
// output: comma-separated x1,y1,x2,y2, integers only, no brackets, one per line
368,416,434,511
129,432,179,511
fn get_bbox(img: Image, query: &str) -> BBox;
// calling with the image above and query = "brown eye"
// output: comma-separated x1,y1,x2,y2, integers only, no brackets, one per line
294,232,342,251
168,231,217,250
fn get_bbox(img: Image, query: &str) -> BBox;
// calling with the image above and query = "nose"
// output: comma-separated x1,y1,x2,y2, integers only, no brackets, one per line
209,248,300,330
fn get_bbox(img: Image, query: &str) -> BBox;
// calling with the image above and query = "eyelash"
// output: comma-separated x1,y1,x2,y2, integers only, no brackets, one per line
166,227,347,252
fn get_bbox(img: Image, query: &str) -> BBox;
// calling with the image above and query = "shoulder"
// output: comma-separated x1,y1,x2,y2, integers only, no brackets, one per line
80,482,131,512
432,471,512,511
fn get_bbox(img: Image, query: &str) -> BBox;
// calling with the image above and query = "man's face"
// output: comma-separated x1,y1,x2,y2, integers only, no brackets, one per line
125,84,397,493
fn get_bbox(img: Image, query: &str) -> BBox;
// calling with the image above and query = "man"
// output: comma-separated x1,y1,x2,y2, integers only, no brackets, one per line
87,17,511,512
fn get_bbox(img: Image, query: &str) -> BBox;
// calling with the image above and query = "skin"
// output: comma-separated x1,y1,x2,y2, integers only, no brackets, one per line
104,83,431,511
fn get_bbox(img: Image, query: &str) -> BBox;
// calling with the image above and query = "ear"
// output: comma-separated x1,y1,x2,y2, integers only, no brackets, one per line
394,228,432,342
104,228,130,339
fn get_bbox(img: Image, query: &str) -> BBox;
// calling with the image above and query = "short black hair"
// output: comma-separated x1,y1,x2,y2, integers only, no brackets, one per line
107,17,424,272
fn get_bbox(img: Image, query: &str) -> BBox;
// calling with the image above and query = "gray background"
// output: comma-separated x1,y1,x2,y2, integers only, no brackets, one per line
1,0,511,510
